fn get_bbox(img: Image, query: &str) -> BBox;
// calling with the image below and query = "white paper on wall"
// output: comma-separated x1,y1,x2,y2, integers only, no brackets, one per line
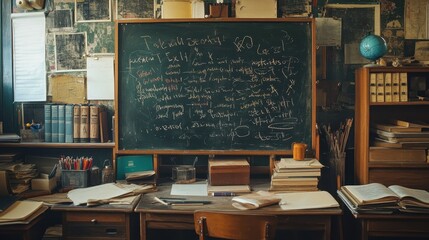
12,12,47,102
87,55,115,100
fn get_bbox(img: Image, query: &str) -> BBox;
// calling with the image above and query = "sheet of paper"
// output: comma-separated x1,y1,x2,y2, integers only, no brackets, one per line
316,17,341,47
67,183,132,205
171,182,208,196
87,55,114,100
277,191,339,211
12,12,47,102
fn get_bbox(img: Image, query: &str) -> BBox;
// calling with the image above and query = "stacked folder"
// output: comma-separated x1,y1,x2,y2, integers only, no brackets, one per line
369,72,408,103
269,158,323,192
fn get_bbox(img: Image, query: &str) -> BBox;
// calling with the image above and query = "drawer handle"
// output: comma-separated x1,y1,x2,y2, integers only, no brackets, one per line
91,219,97,224
106,228,118,235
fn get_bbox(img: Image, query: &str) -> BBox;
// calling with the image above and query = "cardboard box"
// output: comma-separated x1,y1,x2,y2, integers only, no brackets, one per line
209,159,250,186
31,174,57,192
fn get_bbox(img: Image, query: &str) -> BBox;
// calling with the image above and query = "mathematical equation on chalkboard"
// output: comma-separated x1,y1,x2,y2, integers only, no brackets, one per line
117,20,313,151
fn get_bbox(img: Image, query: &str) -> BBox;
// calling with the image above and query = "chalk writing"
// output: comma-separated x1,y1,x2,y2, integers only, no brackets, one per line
117,21,313,150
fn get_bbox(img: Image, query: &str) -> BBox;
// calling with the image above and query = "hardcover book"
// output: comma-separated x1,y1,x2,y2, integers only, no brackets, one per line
58,104,65,143
44,104,52,142
65,104,74,143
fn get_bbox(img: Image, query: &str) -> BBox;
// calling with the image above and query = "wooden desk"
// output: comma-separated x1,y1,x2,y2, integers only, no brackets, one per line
51,196,140,240
341,199,429,240
0,206,50,240
135,182,342,240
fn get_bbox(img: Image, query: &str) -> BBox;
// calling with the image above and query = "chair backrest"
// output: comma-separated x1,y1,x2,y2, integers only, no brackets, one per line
194,210,278,240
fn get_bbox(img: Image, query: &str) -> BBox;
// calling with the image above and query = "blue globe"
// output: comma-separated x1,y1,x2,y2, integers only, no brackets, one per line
359,34,387,61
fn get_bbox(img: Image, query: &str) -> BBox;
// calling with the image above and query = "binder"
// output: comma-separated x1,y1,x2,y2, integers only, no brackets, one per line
44,104,52,142
65,104,74,143
376,73,385,102
79,105,90,143
369,73,377,103
73,105,80,143
399,72,408,102
392,73,400,102
58,104,65,143
89,105,100,143
384,73,392,102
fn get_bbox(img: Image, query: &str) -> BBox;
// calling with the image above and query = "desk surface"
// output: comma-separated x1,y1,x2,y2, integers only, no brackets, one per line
135,180,342,240
135,181,342,215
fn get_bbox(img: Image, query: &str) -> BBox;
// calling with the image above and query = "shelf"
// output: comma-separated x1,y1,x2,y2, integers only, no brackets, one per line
369,163,429,168
370,101,429,106
0,142,115,148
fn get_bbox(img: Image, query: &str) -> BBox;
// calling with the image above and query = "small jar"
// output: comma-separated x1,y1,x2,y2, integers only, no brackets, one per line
102,159,114,184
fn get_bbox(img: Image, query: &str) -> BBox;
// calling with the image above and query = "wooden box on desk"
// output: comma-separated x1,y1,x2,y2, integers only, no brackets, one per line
208,159,250,186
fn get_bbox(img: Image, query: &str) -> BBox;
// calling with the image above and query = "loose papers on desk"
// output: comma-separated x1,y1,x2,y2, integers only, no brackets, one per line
67,183,155,205
232,191,281,210
277,191,339,211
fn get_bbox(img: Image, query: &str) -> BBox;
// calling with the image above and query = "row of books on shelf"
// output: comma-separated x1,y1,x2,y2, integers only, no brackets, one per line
371,119,429,149
269,158,323,192
337,183,429,214
369,72,408,103
44,104,109,143
369,72,408,102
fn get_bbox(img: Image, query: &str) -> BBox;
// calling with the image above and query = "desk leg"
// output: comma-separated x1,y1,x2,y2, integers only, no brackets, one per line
324,217,331,240
140,214,147,240
360,219,368,240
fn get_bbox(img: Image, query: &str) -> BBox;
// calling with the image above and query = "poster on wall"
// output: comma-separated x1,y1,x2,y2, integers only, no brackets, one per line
54,32,87,72
116,0,155,19
75,0,111,22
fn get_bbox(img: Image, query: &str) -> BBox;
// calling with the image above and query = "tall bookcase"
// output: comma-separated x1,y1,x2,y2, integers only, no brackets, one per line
354,66,429,191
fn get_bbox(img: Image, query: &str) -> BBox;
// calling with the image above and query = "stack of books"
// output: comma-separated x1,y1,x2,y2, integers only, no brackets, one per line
337,183,429,214
269,158,323,192
371,120,429,148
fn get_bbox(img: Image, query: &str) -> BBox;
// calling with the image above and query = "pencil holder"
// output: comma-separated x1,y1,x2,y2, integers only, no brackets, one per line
61,170,89,189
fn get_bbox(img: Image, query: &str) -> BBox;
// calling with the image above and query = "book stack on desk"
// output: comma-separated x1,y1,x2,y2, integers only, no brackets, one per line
269,158,323,192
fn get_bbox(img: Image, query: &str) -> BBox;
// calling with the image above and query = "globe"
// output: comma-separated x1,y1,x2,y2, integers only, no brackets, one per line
359,34,387,62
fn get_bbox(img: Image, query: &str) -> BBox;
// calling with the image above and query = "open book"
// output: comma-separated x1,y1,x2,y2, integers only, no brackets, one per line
340,183,429,213
231,191,281,210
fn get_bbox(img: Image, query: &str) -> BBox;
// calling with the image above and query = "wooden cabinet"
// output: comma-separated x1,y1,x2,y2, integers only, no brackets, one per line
354,66,429,191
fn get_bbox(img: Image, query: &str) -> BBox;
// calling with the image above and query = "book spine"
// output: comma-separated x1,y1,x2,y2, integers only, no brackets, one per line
369,73,377,103
58,104,65,143
65,104,74,143
376,73,385,102
400,72,408,102
44,104,51,142
384,72,392,102
73,105,81,143
99,106,109,143
51,105,59,143
392,73,400,102
89,105,100,143
80,105,90,143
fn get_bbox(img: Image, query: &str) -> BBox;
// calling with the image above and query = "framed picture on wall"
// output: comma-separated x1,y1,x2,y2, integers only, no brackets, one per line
325,4,381,64
116,0,155,19
75,0,112,23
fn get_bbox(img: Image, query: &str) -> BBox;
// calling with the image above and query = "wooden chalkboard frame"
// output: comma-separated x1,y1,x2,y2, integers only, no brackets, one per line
114,18,317,157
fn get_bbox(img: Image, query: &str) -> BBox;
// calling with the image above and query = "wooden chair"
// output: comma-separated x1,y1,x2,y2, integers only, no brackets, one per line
194,210,278,240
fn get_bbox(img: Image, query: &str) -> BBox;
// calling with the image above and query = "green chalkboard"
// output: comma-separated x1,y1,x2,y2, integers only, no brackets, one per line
116,19,314,151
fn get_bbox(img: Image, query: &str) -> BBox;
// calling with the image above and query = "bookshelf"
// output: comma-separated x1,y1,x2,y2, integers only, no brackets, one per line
354,66,429,191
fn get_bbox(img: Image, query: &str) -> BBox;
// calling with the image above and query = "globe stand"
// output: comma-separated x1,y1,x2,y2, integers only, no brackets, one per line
363,61,380,67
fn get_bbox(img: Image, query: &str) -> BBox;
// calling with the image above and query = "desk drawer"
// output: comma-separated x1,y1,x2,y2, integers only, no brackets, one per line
367,219,429,234
63,212,128,239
